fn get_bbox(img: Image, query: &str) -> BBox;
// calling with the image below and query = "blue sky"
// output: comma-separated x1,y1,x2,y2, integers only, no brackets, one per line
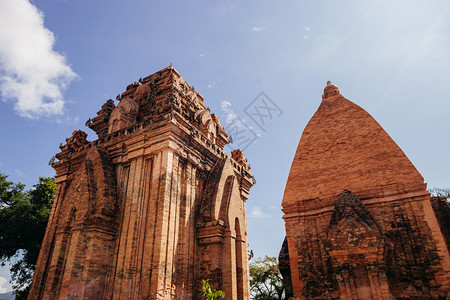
1,0,450,292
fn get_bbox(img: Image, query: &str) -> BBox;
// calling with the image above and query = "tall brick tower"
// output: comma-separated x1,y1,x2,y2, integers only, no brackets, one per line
281,82,450,299
29,67,254,299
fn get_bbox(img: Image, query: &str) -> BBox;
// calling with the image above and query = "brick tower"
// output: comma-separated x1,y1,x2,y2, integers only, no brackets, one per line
29,67,254,299
280,82,450,299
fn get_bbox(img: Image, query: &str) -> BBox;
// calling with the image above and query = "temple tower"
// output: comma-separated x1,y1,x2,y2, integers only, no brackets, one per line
281,82,450,299
29,67,254,299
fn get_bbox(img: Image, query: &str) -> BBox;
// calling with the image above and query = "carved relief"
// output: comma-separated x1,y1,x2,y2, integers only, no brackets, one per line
194,109,217,142
231,149,250,171
327,190,383,254
108,97,138,134
296,229,335,299
60,130,89,152
88,99,115,138
384,205,441,298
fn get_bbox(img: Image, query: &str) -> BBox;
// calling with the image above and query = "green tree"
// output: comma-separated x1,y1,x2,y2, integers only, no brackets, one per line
201,279,225,300
249,256,287,300
0,174,56,299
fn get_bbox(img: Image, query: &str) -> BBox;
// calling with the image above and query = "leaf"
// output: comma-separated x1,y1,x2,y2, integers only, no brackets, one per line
0,173,56,298
249,256,287,300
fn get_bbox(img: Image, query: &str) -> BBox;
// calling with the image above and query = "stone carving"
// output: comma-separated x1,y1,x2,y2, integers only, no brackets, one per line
88,99,115,139
59,130,89,152
108,97,139,134
327,190,383,252
325,191,389,300
231,149,250,171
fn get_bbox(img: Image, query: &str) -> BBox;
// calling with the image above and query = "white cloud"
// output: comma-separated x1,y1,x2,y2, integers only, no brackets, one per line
251,26,265,33
207,81,216,89
210,3,237,17
199,53,205,57
0,0,78,119
55,115,79,125
0,276,8,293
303,26,311,40
208,80,216,89
220,100,238,124
220,100,260,138
249,207,265,218
13,168,24,177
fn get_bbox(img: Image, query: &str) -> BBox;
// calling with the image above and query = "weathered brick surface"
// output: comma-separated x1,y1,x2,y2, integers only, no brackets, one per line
281,83,450,299
431,196,450,250
29,67,254,299
282,83,424,208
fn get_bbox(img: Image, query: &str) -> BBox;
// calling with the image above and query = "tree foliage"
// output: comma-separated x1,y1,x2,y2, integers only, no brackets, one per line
200,279,225,300
0,173,56,299
429,187,450,200
249,256,287,300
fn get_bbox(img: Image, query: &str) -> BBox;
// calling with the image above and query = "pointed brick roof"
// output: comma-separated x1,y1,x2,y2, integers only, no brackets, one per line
282,83,424,207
